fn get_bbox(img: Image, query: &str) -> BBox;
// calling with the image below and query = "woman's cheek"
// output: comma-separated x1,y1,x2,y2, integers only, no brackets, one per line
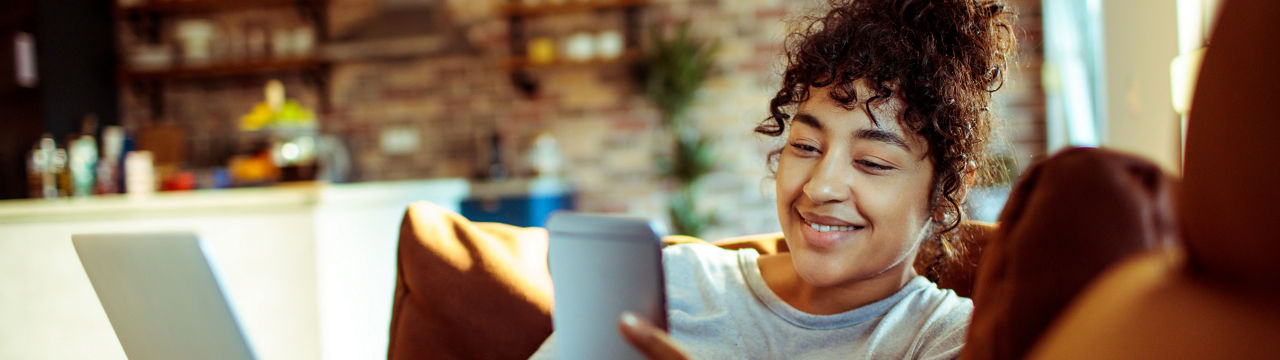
776,156,806,192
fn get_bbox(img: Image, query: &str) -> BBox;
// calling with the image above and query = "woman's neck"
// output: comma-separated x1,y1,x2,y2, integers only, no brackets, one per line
757,253,918,315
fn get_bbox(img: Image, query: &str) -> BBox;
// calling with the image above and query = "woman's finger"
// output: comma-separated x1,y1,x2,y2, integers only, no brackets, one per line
618,312,689,360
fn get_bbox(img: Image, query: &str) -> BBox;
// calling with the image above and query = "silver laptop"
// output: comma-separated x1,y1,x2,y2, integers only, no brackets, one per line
72,233,255,360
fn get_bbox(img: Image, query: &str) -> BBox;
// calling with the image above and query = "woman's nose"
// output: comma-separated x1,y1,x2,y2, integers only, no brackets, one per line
803,156,852,204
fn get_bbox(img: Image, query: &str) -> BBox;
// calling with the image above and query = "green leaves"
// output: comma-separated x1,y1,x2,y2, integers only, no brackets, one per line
669,125,716,185
667,186,714,239
643,23,719,238
643,24,719,128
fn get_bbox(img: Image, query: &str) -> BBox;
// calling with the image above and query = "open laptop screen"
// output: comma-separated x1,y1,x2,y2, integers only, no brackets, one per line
72,233,255,360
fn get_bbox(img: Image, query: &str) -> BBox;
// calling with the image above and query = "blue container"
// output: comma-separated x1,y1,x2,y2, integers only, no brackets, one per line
461,193,575,228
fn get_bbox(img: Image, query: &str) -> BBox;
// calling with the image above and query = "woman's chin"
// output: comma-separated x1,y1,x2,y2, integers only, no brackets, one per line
788,251,851,287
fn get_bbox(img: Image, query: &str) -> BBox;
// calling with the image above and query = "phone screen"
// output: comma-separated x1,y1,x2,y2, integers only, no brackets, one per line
546,212,668,360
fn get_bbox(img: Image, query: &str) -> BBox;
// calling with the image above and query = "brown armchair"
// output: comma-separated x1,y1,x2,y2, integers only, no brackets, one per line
1019,0,1280,358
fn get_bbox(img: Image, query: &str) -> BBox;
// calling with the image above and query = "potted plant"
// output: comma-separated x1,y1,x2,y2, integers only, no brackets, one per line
642,23,718,237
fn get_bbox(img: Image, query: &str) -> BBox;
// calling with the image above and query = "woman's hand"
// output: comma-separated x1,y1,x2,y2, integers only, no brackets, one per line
618,312,690,360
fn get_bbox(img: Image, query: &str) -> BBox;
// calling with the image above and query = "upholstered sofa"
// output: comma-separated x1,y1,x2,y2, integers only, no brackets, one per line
384,1,1280,358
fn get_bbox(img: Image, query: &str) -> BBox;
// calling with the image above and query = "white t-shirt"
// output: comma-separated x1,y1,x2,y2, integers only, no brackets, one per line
531,243,972,359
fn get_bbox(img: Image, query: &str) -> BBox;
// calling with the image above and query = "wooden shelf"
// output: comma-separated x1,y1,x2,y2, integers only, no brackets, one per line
114,0,334,115
115,0,326,15
500,0,648,17
502,49,641,71
119,57,326,82
503,0,647,96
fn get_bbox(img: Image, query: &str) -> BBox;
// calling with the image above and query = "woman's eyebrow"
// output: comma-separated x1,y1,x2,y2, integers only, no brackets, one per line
793,113,823,130
794,111,909,151
855,128,911,152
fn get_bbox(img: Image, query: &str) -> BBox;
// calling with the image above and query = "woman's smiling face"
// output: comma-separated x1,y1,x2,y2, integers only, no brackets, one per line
775,84,936,288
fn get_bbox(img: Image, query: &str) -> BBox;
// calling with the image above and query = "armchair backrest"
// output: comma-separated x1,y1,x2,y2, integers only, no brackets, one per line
1179,0,1280,287
1020,1,1280,358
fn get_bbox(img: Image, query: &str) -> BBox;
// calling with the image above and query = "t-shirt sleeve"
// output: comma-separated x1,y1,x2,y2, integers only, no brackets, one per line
527,333,557,360
913,297,973,360
915,322,965,360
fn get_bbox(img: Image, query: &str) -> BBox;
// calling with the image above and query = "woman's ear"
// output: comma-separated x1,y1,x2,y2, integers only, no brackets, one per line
931,209,948,223
955,159,979,202
932,162,978,224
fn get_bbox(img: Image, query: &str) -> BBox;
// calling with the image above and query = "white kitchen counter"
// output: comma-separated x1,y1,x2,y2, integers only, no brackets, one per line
0,183,318,221
0,179,469,360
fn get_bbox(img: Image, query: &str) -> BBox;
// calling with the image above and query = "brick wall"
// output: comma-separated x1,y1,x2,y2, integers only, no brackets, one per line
119,0,1045,238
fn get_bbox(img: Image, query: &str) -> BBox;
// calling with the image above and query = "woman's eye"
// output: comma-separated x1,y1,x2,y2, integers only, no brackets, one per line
789,143,819,154
856,160,895,171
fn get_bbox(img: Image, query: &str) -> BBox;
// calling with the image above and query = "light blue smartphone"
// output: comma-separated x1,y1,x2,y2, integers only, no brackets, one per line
546,212,668,360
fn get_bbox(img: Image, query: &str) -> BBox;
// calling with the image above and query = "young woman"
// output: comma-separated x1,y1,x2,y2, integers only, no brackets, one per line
534,0,1015,358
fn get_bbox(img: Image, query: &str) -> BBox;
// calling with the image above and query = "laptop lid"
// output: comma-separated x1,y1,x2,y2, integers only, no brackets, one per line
72,233,255,360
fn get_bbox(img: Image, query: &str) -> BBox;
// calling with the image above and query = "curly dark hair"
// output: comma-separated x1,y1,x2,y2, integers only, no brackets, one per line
757,0,1017,278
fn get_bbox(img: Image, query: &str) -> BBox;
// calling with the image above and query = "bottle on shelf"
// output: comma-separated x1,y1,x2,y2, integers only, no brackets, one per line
486,132,508,180
69,114,100,197
28,135,65,199
27,139,47,198
69,135,98,197
96,126,126,195
124,150,156,198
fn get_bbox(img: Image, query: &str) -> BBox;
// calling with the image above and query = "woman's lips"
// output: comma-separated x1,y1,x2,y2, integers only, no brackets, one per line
798,218,864,250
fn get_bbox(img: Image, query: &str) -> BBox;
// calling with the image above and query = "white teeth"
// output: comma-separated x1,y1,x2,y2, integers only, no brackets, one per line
808,222,860,232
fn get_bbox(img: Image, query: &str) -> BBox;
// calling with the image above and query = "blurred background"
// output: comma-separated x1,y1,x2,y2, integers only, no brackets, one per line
0,0,1069,238
0,0,1218,358
0,0,1218,234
